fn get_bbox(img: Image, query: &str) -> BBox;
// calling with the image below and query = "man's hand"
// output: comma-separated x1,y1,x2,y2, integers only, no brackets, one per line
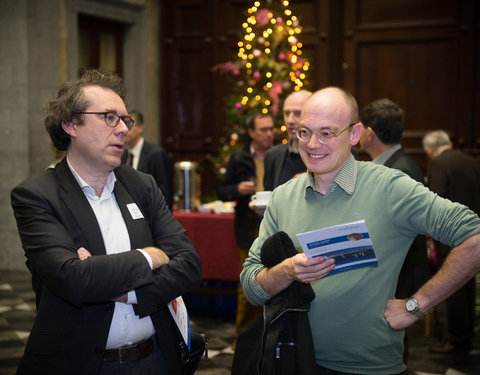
384,298,419,330
249,199,266,216
77,247,92,260
142,246,170,270
238,181,256,196
113,294,128,303
286,253,335,284
257,253,335,297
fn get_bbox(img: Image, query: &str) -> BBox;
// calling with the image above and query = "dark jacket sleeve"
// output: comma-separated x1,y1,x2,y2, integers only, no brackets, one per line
130,172,202,317
263,149,276,192
145,146,174,210
217,147,255,201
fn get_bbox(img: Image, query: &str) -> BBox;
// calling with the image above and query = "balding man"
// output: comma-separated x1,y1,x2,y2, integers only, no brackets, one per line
240,87,480,374
423,130,480,354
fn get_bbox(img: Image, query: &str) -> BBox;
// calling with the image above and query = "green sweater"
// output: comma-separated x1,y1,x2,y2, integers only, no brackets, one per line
241,155,480,374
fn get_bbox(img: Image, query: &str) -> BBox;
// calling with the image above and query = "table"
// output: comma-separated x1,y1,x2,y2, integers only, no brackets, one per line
173,211,239,281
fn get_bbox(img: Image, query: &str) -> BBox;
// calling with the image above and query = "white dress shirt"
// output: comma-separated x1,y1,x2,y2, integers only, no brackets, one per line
67,157,155,349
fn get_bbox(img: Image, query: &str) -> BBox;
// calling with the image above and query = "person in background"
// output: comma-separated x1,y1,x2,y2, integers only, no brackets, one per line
263,90,312,191
423,129,480,355
240,87,480,374
122,109,174,210
217,113,274,339
360,98,431,362
11,70,203,375
360,98,430,296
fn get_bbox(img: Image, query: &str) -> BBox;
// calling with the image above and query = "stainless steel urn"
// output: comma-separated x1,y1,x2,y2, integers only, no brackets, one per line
173,161,201,211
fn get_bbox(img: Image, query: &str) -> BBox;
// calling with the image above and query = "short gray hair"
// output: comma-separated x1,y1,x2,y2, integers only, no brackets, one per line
422,130,451,149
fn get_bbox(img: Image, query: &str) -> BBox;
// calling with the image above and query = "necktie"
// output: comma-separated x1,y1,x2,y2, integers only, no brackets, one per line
127,153,134,166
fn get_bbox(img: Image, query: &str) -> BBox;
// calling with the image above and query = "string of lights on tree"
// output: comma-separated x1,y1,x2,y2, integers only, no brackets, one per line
211,0,310,177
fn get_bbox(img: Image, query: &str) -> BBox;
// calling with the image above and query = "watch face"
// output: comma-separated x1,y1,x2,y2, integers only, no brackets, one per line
406,298,417,312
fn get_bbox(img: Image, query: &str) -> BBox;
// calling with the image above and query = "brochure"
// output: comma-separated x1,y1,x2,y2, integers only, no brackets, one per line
168,296,191,350
296,220,378,276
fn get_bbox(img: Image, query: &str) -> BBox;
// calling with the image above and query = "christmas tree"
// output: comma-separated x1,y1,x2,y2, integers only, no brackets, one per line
212,0,310,177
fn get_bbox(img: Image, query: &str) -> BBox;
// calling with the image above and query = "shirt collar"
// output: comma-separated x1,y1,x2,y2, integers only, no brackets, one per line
306,153,357,196
372,144,401,165
250,142,264,160
129,137,144,159
66,155,116,199
287,139,299,154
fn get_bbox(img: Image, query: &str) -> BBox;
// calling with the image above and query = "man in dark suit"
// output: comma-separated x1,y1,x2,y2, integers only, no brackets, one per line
360,98,430,297
217,113,274,338
122,110,174,210
11,70,202,375
263,90,311,191
360,98,430,361
423,129,480,354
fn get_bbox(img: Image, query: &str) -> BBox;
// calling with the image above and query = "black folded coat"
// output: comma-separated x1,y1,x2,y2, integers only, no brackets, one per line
232,231,318,375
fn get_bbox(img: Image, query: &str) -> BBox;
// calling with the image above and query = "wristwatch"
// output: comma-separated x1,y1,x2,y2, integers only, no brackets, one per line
405,297,424,318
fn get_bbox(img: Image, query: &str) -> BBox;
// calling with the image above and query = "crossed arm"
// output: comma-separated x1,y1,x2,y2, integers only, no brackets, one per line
77,245,171,303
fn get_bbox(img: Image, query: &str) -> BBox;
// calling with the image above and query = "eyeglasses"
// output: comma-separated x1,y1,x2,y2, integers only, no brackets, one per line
74,111,135,131
296,122,356,144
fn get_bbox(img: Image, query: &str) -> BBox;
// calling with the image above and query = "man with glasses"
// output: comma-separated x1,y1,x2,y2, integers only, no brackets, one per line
217,113,274,340
240,87,480,374
11,70,202,375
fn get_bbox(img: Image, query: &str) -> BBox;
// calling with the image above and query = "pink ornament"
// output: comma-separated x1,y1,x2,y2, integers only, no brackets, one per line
295,71,301,78
233,69,240,76
253,49,261,57
253,71,261,80
268,81,283,100
235,102,242,109
276,17,283,23
256,9,271,26
278,52,286,61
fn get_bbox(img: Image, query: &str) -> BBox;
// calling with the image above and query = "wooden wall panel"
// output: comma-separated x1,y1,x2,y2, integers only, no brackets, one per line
342,0,477,169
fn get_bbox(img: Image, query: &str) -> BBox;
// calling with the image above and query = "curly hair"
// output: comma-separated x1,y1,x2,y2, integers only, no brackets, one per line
45,69,127,150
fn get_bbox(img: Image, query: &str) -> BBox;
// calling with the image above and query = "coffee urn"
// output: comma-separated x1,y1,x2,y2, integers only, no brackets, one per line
173,161,201,211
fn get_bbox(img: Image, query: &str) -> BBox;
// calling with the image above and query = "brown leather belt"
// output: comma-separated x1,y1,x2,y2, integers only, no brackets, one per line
103,336,156,363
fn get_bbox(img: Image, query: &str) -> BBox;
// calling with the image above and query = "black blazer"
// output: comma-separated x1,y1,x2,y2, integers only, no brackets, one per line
427,149,480,214
217,143,260,249
123,141,174,210
384,148,430,298
11,159,201,374
384,148,425,183
263,143,291,191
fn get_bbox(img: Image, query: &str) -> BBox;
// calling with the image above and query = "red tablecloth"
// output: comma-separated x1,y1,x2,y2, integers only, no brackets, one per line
173,211,239,281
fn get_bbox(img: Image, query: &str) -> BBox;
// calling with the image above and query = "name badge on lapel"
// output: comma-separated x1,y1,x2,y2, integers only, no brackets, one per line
127,203,144,220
